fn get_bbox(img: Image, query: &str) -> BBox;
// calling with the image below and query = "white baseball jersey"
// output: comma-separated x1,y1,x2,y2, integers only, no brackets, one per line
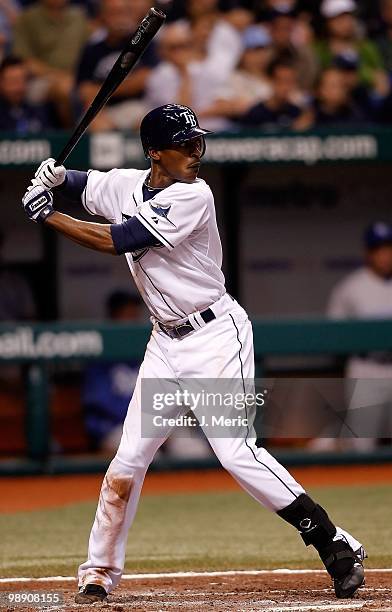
82,168,225,323
328,267,392,319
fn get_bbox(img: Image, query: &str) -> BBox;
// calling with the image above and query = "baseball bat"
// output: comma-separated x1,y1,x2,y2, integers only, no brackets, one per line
55,7,166,167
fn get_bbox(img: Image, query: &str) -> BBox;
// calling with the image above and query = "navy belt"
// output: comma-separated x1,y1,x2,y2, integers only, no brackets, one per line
158,307,215,339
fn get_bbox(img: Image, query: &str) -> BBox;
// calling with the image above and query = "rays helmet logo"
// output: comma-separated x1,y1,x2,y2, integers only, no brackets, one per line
180,110,197,128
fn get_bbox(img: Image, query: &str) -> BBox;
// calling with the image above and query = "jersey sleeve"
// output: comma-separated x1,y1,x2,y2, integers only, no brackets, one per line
327,283,353,319
135,187,210,251
82,169,120,222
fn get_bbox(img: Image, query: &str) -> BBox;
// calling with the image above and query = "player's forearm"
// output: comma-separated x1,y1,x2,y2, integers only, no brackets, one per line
45,211,116,254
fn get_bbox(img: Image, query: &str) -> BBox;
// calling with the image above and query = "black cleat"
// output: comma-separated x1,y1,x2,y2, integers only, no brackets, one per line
319,540,366,599
75,584,108,604
333,562,365,598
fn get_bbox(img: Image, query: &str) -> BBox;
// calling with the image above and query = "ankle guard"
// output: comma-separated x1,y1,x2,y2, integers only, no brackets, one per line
318,540,357,578
277,493,336,550
277,494,358,579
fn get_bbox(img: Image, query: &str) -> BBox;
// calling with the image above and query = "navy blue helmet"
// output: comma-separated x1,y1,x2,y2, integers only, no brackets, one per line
140,104,212,158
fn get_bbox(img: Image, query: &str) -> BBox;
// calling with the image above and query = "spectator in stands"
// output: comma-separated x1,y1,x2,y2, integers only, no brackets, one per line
185,0,218,20
76,0,156,132
12,0,88,126
315,0,388,94
82,291,143,453
200,25,273,123
327,222,392,450
0,56,53,133
232,24,273,100
313,66,365,125
257,0,297,21
185,0,251,77
0,229,36,321
267,4,318,91
145,21,234,130
239,56,312,130
375,0,392,75
0,0,20,60
331,50,384,121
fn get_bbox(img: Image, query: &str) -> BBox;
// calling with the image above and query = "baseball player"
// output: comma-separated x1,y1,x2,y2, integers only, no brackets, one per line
22,104,366,604
328,222,392,448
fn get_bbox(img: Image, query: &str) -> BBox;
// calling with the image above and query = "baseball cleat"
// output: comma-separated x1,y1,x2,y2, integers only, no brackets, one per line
75,584,108,604
333,561,365,598
319,540,366,599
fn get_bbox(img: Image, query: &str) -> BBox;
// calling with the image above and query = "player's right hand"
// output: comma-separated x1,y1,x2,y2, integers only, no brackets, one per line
35,158,66,189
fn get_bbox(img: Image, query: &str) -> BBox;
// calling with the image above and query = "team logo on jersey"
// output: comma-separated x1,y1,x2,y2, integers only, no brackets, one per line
149,204,176,228
150,204,171,218
181,110,197,127
121,211,164,261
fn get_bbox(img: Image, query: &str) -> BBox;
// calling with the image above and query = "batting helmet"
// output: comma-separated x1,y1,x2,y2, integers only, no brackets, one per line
140,104,212,158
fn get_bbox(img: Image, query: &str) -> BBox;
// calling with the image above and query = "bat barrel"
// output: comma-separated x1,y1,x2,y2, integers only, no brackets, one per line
55,7,166,167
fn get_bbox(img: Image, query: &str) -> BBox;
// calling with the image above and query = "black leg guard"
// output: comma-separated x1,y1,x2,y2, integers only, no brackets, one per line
277,493,336,549
318,540,358,579
277,494,356,579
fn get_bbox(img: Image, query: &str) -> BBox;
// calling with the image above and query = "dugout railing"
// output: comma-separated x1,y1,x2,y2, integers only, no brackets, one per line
0,318,391,475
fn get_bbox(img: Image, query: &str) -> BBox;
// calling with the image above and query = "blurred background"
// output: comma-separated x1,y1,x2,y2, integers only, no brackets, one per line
1,0,392,474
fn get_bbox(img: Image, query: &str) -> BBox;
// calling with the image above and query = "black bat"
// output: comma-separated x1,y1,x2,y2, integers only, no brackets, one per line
55,7,166,167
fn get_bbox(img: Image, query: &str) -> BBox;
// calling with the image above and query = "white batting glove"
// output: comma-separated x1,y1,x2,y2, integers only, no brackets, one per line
22,185,55,223
35,158,66,189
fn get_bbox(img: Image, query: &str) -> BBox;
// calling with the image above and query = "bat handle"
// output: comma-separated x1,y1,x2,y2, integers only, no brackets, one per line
54,156,65,167
54,101,97,166
55,134,81,167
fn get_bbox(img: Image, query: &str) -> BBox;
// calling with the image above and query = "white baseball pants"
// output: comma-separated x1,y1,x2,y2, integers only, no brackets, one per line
78,294,359,592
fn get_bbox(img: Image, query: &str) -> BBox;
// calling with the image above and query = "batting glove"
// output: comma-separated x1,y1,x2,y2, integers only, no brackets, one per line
35,157,66,189
22,185,55,223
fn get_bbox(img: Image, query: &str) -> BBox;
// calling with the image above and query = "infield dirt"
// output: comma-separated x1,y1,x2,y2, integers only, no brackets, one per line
1,571,391,611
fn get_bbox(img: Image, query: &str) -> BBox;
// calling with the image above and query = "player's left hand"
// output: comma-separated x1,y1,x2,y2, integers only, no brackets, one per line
22,184,55,223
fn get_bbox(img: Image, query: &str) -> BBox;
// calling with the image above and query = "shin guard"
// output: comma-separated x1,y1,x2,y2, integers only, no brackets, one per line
277,494,356,578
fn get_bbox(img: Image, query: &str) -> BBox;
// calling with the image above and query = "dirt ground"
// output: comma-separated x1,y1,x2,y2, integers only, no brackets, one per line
1,466,391,611
1,464,392,513
0,571,391,612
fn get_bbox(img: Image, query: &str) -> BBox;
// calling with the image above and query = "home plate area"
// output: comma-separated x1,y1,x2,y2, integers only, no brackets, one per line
1,570,392,612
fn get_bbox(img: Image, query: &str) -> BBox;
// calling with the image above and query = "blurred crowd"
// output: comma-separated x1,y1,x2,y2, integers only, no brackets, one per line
1,0,392,133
